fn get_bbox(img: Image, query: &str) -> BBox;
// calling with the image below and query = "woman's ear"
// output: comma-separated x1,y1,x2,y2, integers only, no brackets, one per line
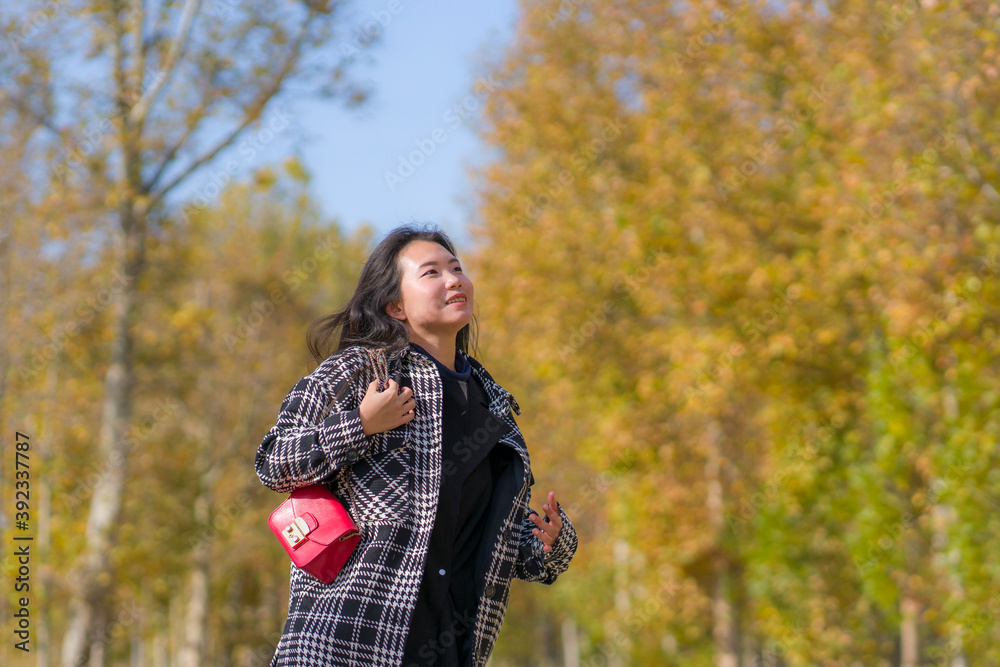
385,299,404,321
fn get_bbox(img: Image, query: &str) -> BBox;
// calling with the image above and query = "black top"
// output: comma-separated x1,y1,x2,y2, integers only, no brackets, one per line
409,342,472,383
401,342,505,666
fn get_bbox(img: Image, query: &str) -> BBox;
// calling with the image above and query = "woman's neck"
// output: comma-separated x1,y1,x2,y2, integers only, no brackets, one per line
408,336,457,372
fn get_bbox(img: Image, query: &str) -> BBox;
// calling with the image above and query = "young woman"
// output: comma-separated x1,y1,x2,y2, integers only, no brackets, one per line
255,223,578,666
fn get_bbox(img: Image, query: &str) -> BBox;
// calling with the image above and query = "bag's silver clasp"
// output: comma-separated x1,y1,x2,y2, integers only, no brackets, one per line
282,516,311,549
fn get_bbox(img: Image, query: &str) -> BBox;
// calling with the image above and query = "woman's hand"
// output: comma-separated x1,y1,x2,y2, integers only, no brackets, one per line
359,379,415,436
528,491,564,553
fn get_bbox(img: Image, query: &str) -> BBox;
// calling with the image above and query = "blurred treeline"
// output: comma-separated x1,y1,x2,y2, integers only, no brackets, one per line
2,0,1000,666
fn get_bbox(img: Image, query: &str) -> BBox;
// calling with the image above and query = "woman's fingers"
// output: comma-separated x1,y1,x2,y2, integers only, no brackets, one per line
530,491,564,552
544,492,563,530
529,515,553,550
361,378,416,432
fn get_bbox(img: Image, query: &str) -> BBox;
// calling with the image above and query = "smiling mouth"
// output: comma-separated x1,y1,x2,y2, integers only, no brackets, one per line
446,297,468,305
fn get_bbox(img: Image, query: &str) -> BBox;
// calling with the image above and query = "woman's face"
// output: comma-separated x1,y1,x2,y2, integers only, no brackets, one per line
386,240,473,341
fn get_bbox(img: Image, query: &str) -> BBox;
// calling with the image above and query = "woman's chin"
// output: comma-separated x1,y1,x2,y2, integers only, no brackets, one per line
446,313,472,329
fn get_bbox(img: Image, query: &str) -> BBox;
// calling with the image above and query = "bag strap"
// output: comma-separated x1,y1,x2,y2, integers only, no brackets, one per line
364,346,390,391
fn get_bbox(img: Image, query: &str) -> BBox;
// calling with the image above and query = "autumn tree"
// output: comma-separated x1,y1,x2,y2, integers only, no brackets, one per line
3,0,370,662
470,0,1000,664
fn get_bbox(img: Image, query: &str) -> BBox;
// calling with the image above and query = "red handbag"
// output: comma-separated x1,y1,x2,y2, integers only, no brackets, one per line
267,347,392,583
268,483,361,584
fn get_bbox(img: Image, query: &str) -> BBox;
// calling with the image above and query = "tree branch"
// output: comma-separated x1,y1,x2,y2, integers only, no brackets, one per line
128,0,202,128
142,98,212,193
146,14,313,210
128,0,146,114
1,91,67,140
142,57,225,193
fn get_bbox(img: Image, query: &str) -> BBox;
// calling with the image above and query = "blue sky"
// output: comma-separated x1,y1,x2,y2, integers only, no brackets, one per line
10,1,520,257
285,0,520,250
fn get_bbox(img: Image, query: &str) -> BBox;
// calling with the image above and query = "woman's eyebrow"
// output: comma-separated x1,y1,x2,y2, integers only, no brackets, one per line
417,258,460,269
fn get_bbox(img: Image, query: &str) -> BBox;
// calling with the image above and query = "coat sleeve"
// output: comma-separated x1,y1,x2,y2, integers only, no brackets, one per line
512,483,579,584
254,347,392,494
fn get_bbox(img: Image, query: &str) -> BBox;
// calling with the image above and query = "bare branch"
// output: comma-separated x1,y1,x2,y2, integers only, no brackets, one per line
128,0,146,110
2,92,67,140
128,0,203,128
147,15,314,210
142,97,212,192
143,55,228,192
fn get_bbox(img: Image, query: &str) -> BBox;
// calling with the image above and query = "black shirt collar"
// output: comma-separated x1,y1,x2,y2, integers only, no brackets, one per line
408,341,472,381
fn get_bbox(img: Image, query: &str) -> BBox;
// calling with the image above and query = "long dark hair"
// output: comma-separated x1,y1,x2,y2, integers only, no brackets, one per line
306,222,480,365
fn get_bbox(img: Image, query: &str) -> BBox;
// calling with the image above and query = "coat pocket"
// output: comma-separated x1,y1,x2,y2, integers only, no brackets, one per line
346,445,414,525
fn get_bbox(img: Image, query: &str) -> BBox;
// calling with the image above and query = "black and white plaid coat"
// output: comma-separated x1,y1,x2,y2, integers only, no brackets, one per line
255,344,578,666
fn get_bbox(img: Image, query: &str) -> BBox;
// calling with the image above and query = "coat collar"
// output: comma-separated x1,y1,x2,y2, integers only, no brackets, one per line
460,348,521,417
392,344,521,417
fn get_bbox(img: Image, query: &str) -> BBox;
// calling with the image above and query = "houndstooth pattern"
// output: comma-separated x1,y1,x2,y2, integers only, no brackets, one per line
255,344,578,667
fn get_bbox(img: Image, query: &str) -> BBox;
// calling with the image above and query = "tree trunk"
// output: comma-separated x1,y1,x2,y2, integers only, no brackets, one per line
172,587,183,665
935,388,967,667
179,500,211,667
130,614,144,667
900,595,919,667
561,617,580,667
60,210,144,666
179,556,209,667
179,376,224,667
706,421,739,667
612,538,631,664
712,563,739,667
87,604,108,667
151,618,167,667
37,363,56,667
